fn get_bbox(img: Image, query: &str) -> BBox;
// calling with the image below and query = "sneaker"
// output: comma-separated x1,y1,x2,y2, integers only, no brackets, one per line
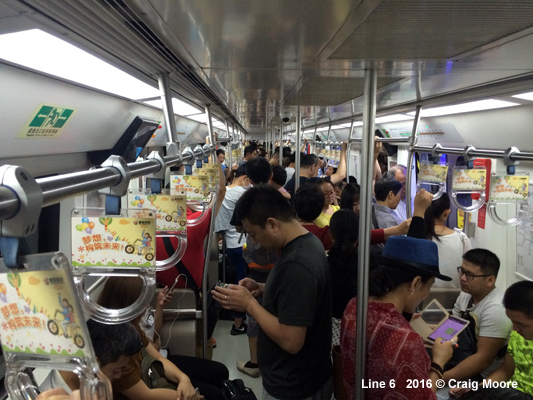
230,323,247,335
237,360,260,378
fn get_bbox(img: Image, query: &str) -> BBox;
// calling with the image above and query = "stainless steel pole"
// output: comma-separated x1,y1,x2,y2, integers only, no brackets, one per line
295,107,302,192
205,105,216,163
355,68,377,400
406,106,422,218
157,72,178,143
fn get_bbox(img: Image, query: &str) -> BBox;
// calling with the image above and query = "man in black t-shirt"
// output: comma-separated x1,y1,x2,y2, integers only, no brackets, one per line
212,186,333,400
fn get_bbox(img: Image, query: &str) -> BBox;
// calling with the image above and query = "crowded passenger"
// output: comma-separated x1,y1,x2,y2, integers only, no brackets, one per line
340,182,360,214
313,178,340,227
213,185,334,399
450,280,533,398
214,164,249,335
444,249,513,382
239,145,258,166
216,149,226,174
293,183,333,250
388,164,411,220
372,171,404,229
425,192,472,288
269,165,291,200
98,277,228,400
341,235,456,400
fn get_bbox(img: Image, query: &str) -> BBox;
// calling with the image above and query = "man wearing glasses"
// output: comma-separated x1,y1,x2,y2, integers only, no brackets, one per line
442,249,512,383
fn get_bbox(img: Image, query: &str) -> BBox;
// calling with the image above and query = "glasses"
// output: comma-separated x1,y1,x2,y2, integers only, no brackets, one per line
457,267,493,282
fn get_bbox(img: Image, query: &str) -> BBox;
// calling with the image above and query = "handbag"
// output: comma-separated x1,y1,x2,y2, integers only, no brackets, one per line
140,348,177,390
221,379,257,400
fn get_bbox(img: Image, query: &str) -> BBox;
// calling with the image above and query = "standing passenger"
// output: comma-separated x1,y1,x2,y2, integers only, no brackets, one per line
425,192,472,288
372,172,404,229
213,186,333,400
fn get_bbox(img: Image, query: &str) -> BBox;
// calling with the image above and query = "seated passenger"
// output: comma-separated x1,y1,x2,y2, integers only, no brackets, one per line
450,280,533,398
425,192,472,288
443,249,513,382
99,277,228,400
46,320,143,395
340,236,456,400
372,172,404,229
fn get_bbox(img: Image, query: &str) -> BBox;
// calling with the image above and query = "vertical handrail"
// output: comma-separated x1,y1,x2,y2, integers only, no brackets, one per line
295,107,302,192
158,72,178,143
279,122,283,163
355,68,377,400
406,106,422,218
205,105,216,164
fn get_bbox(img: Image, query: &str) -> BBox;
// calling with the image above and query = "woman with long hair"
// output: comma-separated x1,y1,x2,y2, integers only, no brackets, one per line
424,192,471,288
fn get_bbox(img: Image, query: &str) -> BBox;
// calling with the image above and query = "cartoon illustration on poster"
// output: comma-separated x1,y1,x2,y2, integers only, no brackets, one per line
419,162,449,183
194,168,216,191
490,175,529,201
452,168,487,191
128,191,187,232
203,163,221,184
170,175,210,199
0,270,87,356
71,211,156,267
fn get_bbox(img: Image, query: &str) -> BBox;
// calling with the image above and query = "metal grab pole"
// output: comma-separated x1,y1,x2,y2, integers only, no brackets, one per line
355,68,377,400
406,106,422,219
158,72,178,143
295,107,302,193
279,122,283,163
205,105,216,163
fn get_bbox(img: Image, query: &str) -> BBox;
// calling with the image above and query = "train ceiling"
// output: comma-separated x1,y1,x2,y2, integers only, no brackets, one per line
2,0,533,135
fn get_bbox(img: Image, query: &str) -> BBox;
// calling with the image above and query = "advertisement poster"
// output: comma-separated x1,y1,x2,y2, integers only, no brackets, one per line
0,269,87,356
128,191,187,232
452,168,487,191
170,174,210,199
490,175,529,201
71,211,156,267
418,162,449,183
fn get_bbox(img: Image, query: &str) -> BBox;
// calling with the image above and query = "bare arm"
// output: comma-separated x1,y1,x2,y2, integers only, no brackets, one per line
372,140,383,194
145,342,198,400
330,142,347,184
212,283,305,354
443,336,507,382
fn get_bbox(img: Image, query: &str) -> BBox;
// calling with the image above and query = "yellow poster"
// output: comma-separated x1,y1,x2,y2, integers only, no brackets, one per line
170,174,210,199
419,162,449,183
129,190,187,232
490,175,529,201
0,269,87,356
71,211,156,267
452,168,487,191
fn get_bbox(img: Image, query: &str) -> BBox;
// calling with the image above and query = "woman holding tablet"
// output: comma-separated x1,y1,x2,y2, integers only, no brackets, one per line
340,236,457,400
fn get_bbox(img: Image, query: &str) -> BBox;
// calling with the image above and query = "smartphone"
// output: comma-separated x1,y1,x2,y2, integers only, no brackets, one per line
168,276,180,292
427,315,470,343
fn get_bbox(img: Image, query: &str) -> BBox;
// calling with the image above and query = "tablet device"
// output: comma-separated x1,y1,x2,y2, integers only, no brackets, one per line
427,315,470,343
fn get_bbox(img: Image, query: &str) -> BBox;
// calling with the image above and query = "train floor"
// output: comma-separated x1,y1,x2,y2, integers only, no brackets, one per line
211,319,264,396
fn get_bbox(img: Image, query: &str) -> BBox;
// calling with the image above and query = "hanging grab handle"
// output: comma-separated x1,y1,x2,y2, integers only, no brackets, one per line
74,273,155,324
487,202,529,226
451,167,488,212
487,173,529,226
417,161,448,201
156,236,187,271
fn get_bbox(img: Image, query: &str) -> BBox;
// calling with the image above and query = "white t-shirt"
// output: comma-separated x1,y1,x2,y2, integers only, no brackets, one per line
285,167,295,185
214,185,247,249
452,288,513,377
432,229,472,288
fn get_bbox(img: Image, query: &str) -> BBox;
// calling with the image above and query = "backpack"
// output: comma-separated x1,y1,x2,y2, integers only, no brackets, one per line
221,379,258,400
140,348,177,390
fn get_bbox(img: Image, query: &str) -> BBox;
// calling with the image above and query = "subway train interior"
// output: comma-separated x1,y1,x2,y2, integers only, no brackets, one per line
2,1,533,399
